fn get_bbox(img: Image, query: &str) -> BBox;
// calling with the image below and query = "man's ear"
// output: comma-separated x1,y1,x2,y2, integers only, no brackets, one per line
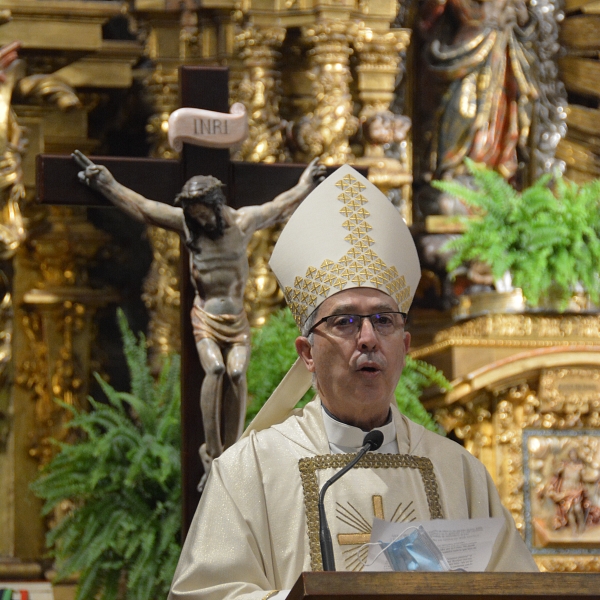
295,336,316,372
403,331,411,354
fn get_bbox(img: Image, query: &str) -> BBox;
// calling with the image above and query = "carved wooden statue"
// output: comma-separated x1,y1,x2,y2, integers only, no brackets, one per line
73,150,325,484
417,0,567,198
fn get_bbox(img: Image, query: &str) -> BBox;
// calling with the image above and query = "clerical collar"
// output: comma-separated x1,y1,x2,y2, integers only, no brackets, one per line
321,404,396,452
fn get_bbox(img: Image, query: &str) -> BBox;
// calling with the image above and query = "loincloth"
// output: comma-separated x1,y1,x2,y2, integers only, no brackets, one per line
191,298,250,347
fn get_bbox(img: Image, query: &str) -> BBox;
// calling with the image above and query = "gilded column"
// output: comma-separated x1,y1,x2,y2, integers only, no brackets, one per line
13,203,113,560
294,20,358,165
353,28,413,222
145,65,179,161
233,24,289,326
16,207,112,465
142,64,182,369
232,25,287,163
0,0,139,566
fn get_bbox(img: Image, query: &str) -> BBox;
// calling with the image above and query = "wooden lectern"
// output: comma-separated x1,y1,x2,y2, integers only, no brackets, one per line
288,572,600,600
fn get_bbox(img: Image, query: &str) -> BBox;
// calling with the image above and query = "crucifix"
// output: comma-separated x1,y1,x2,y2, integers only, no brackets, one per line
36,66,332,536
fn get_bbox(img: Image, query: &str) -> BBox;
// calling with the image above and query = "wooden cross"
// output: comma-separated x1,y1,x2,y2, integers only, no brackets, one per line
36,66,323,536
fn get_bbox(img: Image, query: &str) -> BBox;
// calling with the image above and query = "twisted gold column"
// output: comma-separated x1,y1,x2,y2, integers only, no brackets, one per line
143,65,182,368
233,25,287,163
145,66,179,161
296,20,358,165
354,28,413,222
232,25,289,326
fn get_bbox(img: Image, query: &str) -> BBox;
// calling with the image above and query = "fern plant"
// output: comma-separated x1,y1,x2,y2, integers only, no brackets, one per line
247,308,450,433
31,310,181,600
435,159,600,308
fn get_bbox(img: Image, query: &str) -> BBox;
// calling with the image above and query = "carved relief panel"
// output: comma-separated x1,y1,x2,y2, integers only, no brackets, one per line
432,359,600,572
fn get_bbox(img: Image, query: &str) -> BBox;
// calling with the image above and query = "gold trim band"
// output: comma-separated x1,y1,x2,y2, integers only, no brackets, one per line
298,453,443,571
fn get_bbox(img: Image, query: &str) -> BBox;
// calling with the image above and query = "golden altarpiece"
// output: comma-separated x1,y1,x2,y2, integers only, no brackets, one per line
0,0,597,586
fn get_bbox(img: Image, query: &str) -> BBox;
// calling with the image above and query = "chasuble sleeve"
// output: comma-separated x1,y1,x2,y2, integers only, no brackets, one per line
412,424,538,572
168,451,280,600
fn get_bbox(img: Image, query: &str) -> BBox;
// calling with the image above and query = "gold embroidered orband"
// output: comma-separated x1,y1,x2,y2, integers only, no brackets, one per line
284,173,412,326
298,453,444,571
261,591,279,600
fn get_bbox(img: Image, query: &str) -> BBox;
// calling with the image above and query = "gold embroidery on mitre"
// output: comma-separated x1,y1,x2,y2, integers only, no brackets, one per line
285,174,412,326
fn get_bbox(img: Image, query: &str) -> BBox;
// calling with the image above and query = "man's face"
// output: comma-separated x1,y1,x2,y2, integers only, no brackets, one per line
295,287,410,431
185,201,218,229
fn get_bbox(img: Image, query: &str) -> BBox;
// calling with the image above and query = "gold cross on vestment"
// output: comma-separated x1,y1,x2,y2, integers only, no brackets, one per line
337,495,385,546
336,495,416,546
335,495,416,571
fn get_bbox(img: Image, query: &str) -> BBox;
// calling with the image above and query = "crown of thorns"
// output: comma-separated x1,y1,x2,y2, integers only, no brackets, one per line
175,175,224,206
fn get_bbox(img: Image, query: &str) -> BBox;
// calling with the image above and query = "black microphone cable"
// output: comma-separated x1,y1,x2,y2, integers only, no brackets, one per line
318,430,385,571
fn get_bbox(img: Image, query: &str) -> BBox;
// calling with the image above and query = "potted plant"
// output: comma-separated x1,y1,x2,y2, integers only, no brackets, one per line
434,159,600,310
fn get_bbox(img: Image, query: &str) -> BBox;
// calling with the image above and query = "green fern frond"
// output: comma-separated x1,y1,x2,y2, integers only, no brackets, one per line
467,161,518,217
442,162,600,309
31,310,181,600
246,309,315,424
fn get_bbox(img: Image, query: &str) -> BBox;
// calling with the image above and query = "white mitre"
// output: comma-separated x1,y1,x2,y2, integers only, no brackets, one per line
242,164,421,437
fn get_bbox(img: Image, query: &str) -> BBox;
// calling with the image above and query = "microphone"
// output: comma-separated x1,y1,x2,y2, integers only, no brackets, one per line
318,430,385,571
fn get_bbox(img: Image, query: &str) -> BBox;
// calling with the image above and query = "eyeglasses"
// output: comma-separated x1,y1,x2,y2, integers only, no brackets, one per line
308,312,407,338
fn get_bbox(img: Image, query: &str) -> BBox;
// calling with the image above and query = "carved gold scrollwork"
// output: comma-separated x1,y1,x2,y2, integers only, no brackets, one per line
412,314,600,360
143,64,182,361
0,59,27,260
233,25,288,164
18,301,87,465
145,65,180,161
295,20,359,164
0,58,27,451
354,28,411,117
180,9,201,61
0,280,11,452
495,385,541,533
539,368,600,428
232,25,289,327
17,74,82,112
433,355,600,570
141,225,182,369
16,207,113,465
536,555,600,573
244,226,285,328
353,27,413,221
436,383,540,535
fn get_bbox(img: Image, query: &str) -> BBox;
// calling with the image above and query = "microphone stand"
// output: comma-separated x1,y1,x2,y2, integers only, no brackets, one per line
318,431,384,571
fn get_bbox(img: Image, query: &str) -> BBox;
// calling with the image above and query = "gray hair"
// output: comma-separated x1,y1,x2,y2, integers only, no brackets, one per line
300,307,319,344
300,307,319,391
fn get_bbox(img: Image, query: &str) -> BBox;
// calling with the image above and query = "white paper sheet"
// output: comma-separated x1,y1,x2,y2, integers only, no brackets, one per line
363,517,504,572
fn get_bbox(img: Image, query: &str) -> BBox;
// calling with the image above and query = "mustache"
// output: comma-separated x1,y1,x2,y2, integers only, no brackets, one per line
354,353,386,370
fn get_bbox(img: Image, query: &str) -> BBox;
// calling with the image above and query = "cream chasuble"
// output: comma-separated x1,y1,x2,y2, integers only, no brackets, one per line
169,399,537,600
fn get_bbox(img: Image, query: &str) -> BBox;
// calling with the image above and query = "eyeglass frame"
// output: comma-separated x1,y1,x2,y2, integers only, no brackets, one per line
307,311,407,337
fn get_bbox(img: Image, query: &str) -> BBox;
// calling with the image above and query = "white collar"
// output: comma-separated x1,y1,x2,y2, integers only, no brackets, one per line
321,406,398,454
